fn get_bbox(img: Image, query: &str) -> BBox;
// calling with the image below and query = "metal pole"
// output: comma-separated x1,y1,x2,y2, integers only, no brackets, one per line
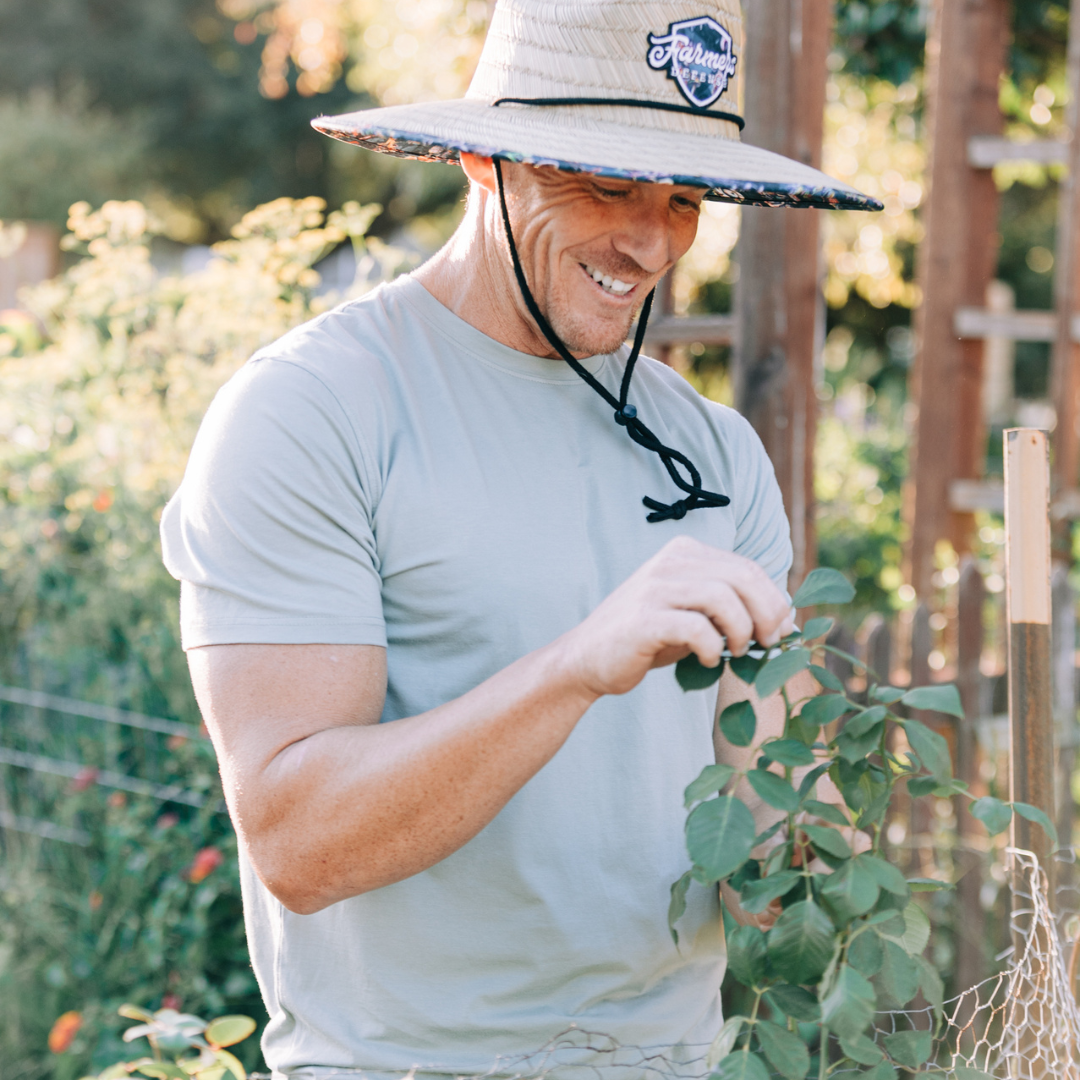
1005,429,1056,885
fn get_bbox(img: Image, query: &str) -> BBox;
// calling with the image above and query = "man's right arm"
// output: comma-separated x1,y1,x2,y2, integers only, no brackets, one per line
191,536,793,915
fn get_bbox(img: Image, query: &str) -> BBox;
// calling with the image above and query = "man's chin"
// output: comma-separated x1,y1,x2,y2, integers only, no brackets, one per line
550,312,637,358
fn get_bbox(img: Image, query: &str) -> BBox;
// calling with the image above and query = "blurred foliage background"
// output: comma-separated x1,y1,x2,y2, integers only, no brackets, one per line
0,0,1074,1076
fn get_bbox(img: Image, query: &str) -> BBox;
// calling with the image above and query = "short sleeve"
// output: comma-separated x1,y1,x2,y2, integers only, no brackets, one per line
160,357,387,650
729,415,793,596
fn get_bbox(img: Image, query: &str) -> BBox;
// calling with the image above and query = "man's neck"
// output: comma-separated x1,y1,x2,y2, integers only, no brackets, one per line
413,192,575,361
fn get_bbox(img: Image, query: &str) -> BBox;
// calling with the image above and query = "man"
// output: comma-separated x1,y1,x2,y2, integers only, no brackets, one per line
161,1,877,1075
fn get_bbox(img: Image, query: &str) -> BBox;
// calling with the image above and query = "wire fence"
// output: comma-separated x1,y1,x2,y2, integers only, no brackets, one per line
0,683,213,845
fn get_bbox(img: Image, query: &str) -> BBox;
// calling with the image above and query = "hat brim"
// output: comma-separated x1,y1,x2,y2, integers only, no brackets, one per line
313,100,881,212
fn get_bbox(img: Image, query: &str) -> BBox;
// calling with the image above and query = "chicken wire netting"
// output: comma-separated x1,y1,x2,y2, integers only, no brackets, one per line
280,849,1080,1080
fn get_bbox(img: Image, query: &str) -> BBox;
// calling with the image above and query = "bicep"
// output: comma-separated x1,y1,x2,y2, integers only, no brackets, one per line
188,642,387,794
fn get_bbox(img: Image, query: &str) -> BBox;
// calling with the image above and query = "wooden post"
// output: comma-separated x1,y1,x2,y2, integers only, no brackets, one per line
908,602,933,874
1050,1,1080,534
955,557,986,995
1005,430,1056,890
1052,566,1077,855
734,0,830,593
905,0,1010,596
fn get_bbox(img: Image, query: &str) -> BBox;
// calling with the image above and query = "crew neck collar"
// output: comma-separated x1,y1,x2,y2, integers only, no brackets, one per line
393,274,621,383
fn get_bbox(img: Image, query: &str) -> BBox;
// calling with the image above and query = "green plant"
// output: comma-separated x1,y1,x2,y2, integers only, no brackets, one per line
670,568,1055,1080
77,1005,256,1080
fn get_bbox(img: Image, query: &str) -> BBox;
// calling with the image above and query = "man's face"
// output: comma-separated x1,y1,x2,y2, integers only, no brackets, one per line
482,160,705,357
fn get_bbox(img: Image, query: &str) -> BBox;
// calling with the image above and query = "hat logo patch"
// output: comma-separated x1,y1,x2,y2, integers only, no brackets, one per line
646,17,738,108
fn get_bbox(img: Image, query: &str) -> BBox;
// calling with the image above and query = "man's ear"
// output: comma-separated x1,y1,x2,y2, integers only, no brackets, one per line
460,152,497,194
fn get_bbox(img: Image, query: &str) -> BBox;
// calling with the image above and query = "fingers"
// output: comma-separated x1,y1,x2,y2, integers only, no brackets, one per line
657,539,791,652
653,609,725,668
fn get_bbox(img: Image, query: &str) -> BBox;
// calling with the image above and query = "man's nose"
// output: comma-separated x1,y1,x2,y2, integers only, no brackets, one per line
612,201,673,275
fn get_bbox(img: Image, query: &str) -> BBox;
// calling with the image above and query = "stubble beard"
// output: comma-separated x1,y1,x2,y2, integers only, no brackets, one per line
541,291,639,359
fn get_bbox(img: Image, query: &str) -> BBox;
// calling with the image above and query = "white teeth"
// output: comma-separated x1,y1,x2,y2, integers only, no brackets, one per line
584,264,634,295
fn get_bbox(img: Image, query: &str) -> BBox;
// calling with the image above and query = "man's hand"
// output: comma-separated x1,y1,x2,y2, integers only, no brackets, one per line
561,535,793,699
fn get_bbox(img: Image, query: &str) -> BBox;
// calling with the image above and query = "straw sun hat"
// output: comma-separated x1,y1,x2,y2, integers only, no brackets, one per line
313,0,880,211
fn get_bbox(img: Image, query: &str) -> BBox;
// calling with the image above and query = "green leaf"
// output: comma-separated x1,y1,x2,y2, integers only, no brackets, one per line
763,738,816,767
719,700,757,747
686,796,757,882
211,1050,246,1080
796,762,833,803
801,824,852,860
858,855,909,897
754,820,784,848
799,694,853,728
844,706,888,739
711,1051,770,1080
793,567,856,607
119,1005,156,1022
877,939,920,1006
860,1062,898,1080
870,685,905,704
135,1067,189,1080
204,1017,256,1050
880,902,931,957
684,764,737,808
765,984,821,1022
970,796,1012,835
668,870,692,943
767,900,837,984
908,877,954,892
901,683,964,719
755,1019,810,1080
906,776,939,797
706,1016,746,1070
727,924,769,986
801,799,850,827
756,648,812,698
820,860,880,923
821,964,876,1039
882,1029,932,1069
730,653,765,684
675,652,726,691
848,929,884,977
740,870,801,915
800,615,834,641
835,721,885,764
747,768,800,812
840,1032,885,1066
901,720,953,784
915,954,945,1010
808,663,844,692
1013,801,1060,848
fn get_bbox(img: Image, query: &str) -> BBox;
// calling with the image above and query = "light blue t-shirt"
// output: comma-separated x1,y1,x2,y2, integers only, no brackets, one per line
161,274,792,1078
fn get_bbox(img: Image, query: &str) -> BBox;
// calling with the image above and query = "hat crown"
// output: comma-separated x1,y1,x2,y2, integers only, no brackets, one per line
465,0,744,140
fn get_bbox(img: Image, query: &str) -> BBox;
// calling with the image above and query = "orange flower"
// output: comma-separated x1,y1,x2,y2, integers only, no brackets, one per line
188,846,225,883
92,489,113,512
48,1011,82,1053
88,891,103,911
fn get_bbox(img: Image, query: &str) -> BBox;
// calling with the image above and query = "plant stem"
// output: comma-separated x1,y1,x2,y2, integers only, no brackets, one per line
818,1024,829,1080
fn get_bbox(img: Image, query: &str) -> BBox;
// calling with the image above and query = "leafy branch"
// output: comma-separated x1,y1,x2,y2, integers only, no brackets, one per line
671,568,1050,1080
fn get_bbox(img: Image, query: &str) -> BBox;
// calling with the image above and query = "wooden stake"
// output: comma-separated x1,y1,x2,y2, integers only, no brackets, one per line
1005,430,1056,889
955,557,985,998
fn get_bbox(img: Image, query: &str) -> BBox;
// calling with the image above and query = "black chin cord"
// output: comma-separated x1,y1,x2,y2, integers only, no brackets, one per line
492,158,730,523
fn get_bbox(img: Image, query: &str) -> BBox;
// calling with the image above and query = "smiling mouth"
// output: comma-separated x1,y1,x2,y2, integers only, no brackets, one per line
581,263,637,297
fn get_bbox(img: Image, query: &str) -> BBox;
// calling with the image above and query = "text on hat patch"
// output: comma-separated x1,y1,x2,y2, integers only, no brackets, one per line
647,16,738,109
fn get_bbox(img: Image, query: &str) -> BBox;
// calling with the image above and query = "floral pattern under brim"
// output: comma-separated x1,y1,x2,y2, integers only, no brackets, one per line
315,123,883,212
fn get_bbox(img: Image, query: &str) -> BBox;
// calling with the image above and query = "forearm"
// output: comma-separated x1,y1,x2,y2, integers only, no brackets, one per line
227,639,597,913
